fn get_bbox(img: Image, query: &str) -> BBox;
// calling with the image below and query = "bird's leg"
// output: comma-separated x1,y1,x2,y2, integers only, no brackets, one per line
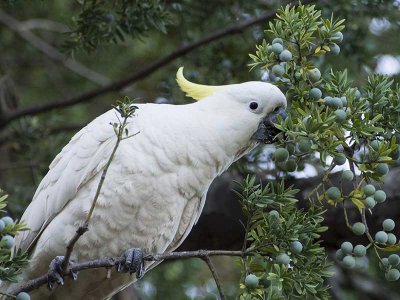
47,256,78,290
115,248,145,279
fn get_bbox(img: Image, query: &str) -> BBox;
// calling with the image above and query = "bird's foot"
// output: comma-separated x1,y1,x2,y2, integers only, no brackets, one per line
47,256,78,290
115,248,145,279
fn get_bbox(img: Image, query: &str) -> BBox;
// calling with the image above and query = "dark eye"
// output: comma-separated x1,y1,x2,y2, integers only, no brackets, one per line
249,102,259,110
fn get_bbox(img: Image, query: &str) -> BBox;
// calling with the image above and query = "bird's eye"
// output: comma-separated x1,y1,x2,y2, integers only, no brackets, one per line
249,102,259,110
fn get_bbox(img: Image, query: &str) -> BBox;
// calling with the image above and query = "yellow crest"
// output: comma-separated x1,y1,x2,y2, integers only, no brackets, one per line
176,67,223,100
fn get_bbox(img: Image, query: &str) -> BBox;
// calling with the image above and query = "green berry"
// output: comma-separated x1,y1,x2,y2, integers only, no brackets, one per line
309,88,322,100
364,184,376,196
1,235,15,249
276,253,290,265
0,220,5,232
341,241,353,255
375,163,389,176
352,222,366,236
245,274,259,289
340,96,347,106
286,143,296,155
332,97,343,108
364,197,376,209
298,139,312,153
285,159,297,172
307,68,321,82
1,216,13,226
383,219,395,232
274,148,289,162
290,241,303,254
336,249,345,260
374,190,386,203
329,43,340,55
332,31,343,42
333,153,347,165
279,50,292,62
342,255,355,269
387,233,397,245
334,109,347,123
272,38,283,45
269,210,279,218
271,64,285,77
386,269,400,281
353,245,366,257
354,90,361,99
271,43,284,54
259,275,271,287
375,231,388,244
388,254,400,266
16,292,30,300
326,186,341,201
381,257,389,268
370,140,380,151
341,170,354,181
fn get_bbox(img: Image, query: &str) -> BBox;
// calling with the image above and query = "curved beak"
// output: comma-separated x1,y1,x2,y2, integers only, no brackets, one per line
252,107,287,143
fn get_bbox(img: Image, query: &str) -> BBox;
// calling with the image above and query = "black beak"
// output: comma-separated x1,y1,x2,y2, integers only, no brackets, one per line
252,107,287,143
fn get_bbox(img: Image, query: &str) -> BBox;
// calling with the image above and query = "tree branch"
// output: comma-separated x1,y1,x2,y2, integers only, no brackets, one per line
202,256,226,300
9,250,244,296
0,0,317,129
0,9,110,87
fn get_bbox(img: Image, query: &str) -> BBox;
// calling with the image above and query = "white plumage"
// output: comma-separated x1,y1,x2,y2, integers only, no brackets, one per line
8,69,286,299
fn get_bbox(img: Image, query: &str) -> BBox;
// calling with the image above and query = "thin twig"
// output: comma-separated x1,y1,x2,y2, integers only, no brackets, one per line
10,250,244,295
0,0,317,129
202,256,226,300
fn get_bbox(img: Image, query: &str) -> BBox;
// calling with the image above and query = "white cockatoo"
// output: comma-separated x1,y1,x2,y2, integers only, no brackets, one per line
6,67,286,299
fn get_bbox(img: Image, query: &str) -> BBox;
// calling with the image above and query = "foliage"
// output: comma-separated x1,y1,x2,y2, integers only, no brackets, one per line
236,176,331,299
0,189,29,283
249,2,400,296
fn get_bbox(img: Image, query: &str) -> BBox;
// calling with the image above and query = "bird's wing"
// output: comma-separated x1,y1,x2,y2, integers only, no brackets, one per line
15,109,135,253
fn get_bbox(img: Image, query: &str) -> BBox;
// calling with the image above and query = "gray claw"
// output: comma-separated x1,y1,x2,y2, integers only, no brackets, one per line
115,248,145,279
47,256,78,290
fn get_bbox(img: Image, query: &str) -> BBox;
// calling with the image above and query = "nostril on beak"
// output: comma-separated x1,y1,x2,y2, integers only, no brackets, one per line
266,107,287,125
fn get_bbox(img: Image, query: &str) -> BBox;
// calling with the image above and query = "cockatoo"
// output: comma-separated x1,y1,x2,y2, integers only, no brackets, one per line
5,67,286,299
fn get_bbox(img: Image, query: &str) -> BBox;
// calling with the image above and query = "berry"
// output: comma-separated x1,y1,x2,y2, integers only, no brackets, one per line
332,31,343,42
386,269,400,282
269,210,279,219
325,97,342,108
370,140,380,151
352,222,366,236
326,186,341,201
354,90,361,99
374,190,386,203
342,255,355,269
271,43,284,54
335,109,347,123
341,241,353,255
0,220,5,232
353,245,366,257
279,50,292,62
340,96,347,106
274,148,289,162
333,153,346,165
329,43,340,55
387,233,397,245
307,68,321,82
381,257,389,268
336,249,345,260
1,216,13,226
341,170,354,181
388,254,400,266
364,184,376,196
375,231,388,244
286,143,296,155
298,139,312,153
272,38,283,45
259,275,271,287
245,274,259,289
290,241,303,254
383,219,395,232
16,292,30,300
276,253,290,265
271,64,285,77
1,235,15,249
285,159,297,172
375,163,389,176
364,197,376,209
309,88,322,100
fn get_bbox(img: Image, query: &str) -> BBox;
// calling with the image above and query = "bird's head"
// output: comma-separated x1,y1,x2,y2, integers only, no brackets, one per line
176,67,287,144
